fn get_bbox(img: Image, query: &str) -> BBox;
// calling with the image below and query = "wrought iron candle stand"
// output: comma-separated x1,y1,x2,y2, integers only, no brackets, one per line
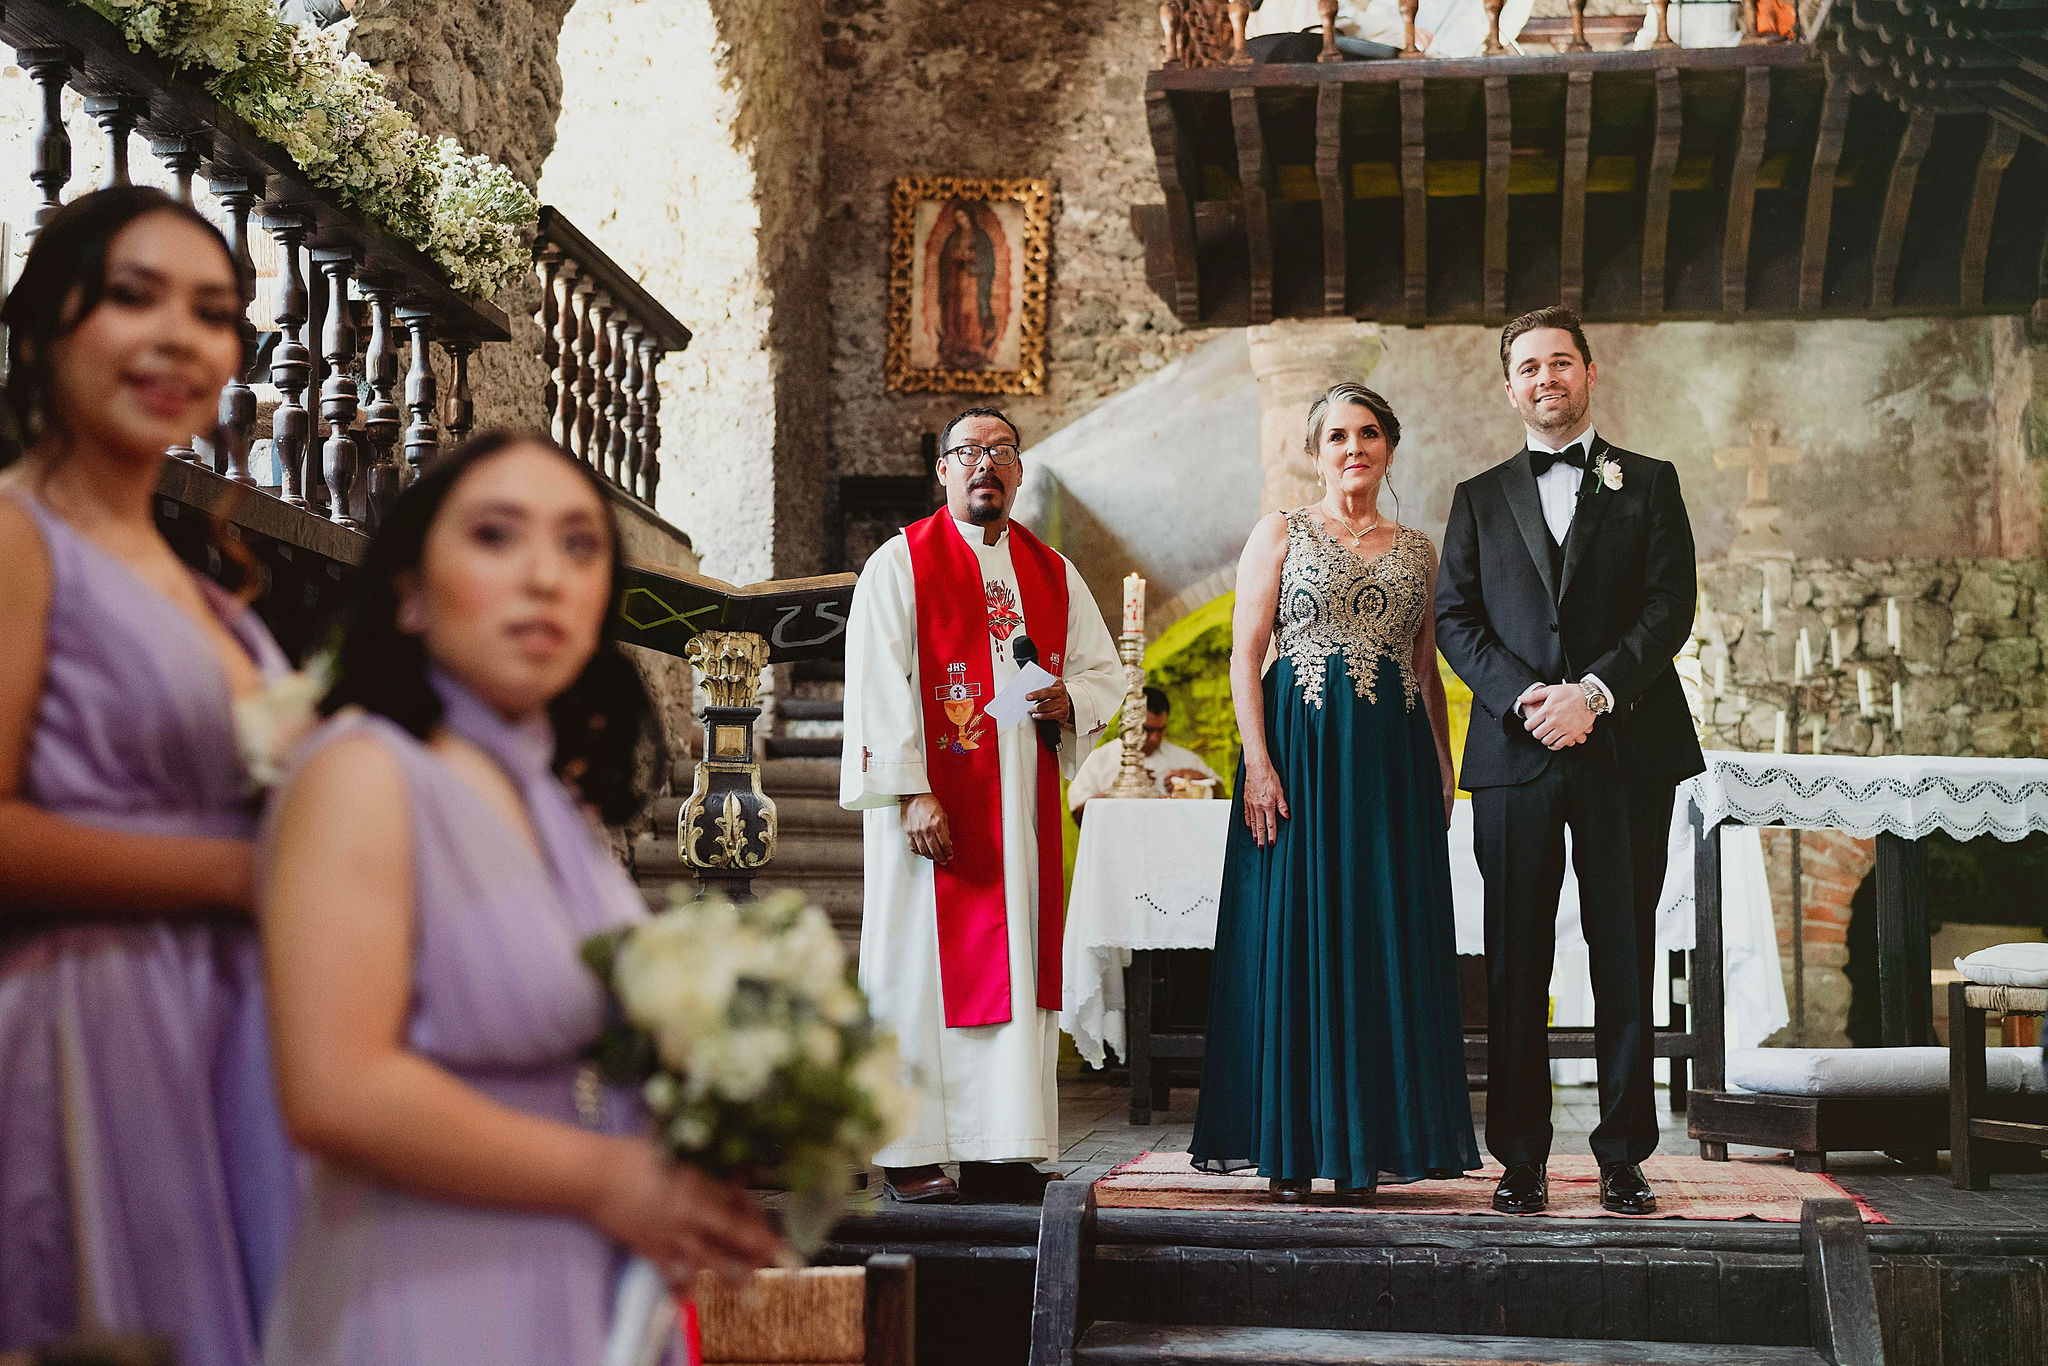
1105,625,1160,800
677,630,779,898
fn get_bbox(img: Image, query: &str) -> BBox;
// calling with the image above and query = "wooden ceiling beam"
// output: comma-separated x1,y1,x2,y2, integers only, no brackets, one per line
1144,88,1202,324
1230,86,1275,325
1961,120,2022,306
1872,107,1937,310
1641,66,1682,317
1483,75,1511,318
1722,67,1773,314
1799,79,1852,311
1316,82,1348,317
1560,71,1593,314
1400,77,1428,321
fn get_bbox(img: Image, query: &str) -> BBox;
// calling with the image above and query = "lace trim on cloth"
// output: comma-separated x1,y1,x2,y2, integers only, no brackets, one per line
1683,752,2048,843
1275,512,1429,711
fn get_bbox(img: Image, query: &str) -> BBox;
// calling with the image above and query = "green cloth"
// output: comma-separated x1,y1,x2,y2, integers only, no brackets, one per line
1190,649,1479,1188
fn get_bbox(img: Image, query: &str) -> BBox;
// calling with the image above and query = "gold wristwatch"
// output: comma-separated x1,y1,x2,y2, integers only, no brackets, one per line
1579,679,1611,715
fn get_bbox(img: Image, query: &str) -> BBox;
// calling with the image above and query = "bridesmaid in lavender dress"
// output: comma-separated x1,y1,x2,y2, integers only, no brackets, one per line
259,431,781,1366
0,189,300,1363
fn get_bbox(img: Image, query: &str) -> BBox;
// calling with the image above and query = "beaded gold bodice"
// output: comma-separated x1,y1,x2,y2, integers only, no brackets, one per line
1275,511,1431,710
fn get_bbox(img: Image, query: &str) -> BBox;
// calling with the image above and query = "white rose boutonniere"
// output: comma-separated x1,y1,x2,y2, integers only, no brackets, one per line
232,655,331,792
1595,454,1624,492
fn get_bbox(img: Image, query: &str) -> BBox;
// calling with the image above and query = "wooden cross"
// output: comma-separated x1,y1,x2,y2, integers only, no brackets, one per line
1714,420,1800,507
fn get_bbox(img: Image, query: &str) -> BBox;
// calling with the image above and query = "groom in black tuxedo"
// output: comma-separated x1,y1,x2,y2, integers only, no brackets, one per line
1434,307,1704,1216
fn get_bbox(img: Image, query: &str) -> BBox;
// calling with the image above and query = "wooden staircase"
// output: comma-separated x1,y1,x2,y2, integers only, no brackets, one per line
1028,1182,1889,1366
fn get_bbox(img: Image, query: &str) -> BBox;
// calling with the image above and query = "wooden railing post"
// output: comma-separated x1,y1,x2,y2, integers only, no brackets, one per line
1398,0,1423,58
1565,0,1592,52
84,92,143,189
551,262,582,451
313,248,361,528
210,170,263,485
265,213,313,506
621,322,646,497
444,340,476,444
1650,0,1677,48
535,246,563,433
361,285,403,529
22,46,77,232
639,338,664,506
589,295,616,480
573,279,600,466
151,131,207,206
397,305,439,479
605,312,631,487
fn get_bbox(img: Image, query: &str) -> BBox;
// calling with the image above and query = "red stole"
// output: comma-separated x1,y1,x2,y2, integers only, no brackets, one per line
905,509,1068,1028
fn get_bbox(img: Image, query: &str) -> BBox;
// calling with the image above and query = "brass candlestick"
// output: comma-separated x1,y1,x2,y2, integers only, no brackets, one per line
1105,628,1160,799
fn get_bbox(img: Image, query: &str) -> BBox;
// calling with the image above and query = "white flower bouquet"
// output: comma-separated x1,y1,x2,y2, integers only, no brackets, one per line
583,890,915,1256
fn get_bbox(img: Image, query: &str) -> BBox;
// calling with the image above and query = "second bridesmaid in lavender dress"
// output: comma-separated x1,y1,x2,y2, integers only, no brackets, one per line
0,189,300,1364
259,431,782,1366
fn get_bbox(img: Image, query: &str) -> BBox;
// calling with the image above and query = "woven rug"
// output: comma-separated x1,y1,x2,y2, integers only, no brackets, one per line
1094,1150,1885,1222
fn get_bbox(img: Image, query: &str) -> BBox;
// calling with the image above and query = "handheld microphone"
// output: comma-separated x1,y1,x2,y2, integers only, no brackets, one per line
1009,635,1062,755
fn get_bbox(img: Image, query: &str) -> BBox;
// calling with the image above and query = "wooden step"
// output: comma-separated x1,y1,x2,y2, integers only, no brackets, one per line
1074,1322,1829,1366
766,735,843,760
779,697,845,722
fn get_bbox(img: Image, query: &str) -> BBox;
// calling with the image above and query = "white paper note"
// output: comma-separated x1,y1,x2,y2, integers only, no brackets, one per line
984,662,1057,731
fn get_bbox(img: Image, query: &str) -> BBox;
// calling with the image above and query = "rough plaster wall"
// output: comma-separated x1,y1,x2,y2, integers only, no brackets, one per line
353,0,573,433
822,0,1201,480
544,0,825,585
1993,318,2048,559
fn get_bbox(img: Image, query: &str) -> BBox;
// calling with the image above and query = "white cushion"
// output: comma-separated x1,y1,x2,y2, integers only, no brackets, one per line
1956,942,2048,989
1727,1046,2048,1097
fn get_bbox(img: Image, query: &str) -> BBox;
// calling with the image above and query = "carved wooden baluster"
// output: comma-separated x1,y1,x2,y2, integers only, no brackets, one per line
397,305,439,477
444,341,476,444
1225,1,1253,66
209,172,262,483
265,214,313,505
534,246,562,438
1159,2,1178,68
1482,0,1506,54
621,323,646,496
314,250,361,529
85,94,143,189
638,339,664,504
572,280,600,466
23,47,77,232
1650,0,1677,48
1318,0,1342,62
361,286,402,529
552,263,582,451
151,132,207,206
1566,0,1592,51
1740,0,1761,43
605,312,631,487
587,295,615,475
1398,0,1424,58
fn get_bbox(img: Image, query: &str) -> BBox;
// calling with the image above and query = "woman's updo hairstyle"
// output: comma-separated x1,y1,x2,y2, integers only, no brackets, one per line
1303,382,1402,459
0,185,240,465
319,429,667,825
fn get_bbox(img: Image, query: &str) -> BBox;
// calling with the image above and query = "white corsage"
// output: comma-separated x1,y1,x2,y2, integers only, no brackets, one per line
1595,454,1624,491
232,657,330,792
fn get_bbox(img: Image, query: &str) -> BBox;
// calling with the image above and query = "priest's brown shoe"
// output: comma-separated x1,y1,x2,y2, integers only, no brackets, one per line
882,1165,960,1204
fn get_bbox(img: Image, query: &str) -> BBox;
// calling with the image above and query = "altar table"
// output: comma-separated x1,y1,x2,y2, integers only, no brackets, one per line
1061,791,1785,1122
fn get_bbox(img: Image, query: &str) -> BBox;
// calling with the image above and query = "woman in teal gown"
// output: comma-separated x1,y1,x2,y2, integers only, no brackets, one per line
1191,383,1479,1198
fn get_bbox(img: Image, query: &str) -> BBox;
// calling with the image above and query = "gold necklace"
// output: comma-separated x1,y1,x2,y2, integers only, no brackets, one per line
1321,502,1383,546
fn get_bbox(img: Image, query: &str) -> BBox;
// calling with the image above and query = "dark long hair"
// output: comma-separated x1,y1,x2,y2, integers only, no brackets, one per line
319,430,666,824
0,186,240,465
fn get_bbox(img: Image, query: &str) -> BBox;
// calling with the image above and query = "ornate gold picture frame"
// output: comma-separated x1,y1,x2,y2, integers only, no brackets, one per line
886,176,1052,396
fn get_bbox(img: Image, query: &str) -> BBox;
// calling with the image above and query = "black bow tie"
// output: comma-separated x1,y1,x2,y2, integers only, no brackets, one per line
1529,443,1590,478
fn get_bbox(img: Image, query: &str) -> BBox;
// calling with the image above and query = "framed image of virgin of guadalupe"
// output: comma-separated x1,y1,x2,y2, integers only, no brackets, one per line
886,176,1051,396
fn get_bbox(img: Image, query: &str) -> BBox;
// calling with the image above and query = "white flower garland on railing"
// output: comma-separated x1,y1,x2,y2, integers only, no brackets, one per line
76,0,538,298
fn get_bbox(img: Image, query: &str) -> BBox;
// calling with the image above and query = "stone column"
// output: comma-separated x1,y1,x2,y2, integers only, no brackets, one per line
1246,320,1385,514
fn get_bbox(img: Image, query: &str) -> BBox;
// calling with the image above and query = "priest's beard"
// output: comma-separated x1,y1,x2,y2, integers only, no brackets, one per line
966,482,1007,524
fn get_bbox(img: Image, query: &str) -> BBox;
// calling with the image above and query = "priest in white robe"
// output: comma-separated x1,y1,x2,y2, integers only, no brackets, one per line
840,407,1125,1205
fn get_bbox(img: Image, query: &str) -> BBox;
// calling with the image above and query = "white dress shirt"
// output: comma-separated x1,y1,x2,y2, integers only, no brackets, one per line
1523,425,1612,713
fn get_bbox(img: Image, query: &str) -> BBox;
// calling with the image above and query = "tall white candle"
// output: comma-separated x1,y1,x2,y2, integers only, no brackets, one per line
1892,680,1906,727
1794,628,1812,682
1828,626,1843,671
1773,711,1787,754
1761,587,1774,634
1886,597,1901,653
1811,715,1826,755
1856,667,1873,717
1713,654,1727,697
1122,573,1146,635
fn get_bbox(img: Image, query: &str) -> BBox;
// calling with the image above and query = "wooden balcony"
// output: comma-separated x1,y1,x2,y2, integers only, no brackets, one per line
1133,12,2048,328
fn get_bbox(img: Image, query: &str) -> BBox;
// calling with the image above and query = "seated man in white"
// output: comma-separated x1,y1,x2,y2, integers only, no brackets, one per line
1067,688,1219,820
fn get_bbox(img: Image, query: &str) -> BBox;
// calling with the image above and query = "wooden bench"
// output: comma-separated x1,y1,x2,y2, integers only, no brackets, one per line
1028,1182,1886,1366
1949,980,2048,1190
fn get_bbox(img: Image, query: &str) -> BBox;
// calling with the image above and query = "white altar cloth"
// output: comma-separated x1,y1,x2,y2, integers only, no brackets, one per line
1684,751,2048,843
1060,793,1786,1072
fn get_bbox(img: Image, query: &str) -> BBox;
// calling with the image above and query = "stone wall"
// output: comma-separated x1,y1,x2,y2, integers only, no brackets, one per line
821,0,1202,485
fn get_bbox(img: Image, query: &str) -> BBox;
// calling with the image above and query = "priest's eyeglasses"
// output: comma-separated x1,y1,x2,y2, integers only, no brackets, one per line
943,442,1020,468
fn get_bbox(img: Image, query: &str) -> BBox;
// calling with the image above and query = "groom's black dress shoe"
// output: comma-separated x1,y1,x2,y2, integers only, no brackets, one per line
1599,1162,1657,1215
1492,1162,1548,1214
958,1161,1060,1204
